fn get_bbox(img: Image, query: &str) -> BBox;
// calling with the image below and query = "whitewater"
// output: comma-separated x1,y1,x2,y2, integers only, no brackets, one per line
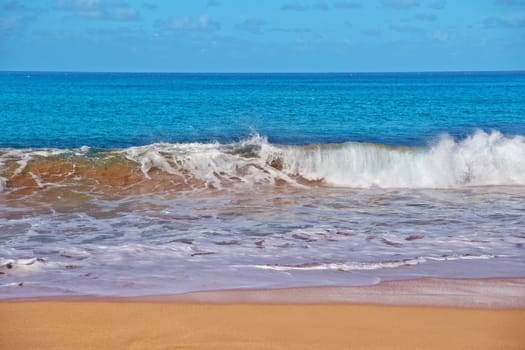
1,130,524,298
1,130,524,195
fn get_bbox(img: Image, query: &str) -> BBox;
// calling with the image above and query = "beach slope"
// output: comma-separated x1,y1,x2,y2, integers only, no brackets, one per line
2,279,525,350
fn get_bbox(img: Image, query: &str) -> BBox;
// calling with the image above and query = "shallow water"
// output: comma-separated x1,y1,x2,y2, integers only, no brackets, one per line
2,186,525,297
1,146,524,297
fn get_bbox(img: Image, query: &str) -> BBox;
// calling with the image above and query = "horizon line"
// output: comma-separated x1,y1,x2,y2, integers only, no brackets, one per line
1,69,524,75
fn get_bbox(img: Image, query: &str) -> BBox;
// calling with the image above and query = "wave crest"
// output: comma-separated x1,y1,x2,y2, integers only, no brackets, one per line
1,130,524,192
276,130,525,188
122,130,525,189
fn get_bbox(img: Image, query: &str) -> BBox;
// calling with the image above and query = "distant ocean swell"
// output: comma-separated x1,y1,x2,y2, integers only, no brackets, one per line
1,130,524,194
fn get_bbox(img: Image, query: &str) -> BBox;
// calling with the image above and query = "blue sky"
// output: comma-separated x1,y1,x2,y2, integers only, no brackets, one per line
1,0,524,72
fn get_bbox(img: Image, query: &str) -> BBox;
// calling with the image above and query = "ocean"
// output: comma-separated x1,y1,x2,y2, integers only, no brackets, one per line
1,71,524,298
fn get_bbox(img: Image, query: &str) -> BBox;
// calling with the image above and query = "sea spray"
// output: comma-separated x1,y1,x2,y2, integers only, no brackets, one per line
107,130,525,189
276,130,525,188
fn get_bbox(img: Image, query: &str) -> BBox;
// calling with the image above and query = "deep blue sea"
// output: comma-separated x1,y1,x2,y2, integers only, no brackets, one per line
1,72,525,298
2,71,525,148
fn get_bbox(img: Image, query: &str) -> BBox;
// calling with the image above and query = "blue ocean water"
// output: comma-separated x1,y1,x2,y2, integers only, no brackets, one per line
1,71,524,148
1,71,525,298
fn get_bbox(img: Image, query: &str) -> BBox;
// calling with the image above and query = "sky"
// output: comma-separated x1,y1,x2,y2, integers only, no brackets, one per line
0,0,524,72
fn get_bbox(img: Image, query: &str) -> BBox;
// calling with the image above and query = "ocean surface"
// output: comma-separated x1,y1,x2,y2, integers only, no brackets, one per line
1,71,524,298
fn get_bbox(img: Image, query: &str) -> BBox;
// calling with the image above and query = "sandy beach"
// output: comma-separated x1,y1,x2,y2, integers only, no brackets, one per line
2,278,524,350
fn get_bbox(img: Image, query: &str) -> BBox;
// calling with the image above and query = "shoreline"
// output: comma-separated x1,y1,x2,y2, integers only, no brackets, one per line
3,277,525,308
137,277,525,309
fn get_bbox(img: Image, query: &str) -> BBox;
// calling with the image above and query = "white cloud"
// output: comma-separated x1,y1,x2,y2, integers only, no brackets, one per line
382,0,420,9
281,1,329,11
52,0,140,21
157,14,221,33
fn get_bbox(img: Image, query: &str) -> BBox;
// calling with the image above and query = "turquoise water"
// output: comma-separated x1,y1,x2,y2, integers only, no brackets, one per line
2,71,524,148
1,72,525,298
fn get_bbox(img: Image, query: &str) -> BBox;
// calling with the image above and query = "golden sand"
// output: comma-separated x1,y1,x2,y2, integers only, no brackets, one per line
2,279,524,349
1,300,524,350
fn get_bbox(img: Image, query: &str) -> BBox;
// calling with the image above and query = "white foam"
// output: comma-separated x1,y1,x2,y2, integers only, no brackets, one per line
253,254,496,272
2,130,525,190
254,260,418,272
0,258,49,276
276,130,525,188
120,130,525,189
0,148,70,179
121,137,297,189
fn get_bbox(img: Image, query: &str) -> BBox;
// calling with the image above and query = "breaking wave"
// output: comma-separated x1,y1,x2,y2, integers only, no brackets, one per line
1,130,524,192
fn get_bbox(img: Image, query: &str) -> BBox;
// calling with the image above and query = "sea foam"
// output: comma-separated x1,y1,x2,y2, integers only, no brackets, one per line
1,130,524,191
275,130,525,188
121,130,525,189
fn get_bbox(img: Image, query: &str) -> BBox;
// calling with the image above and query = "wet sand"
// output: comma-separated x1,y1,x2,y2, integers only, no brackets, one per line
1,278,525,350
